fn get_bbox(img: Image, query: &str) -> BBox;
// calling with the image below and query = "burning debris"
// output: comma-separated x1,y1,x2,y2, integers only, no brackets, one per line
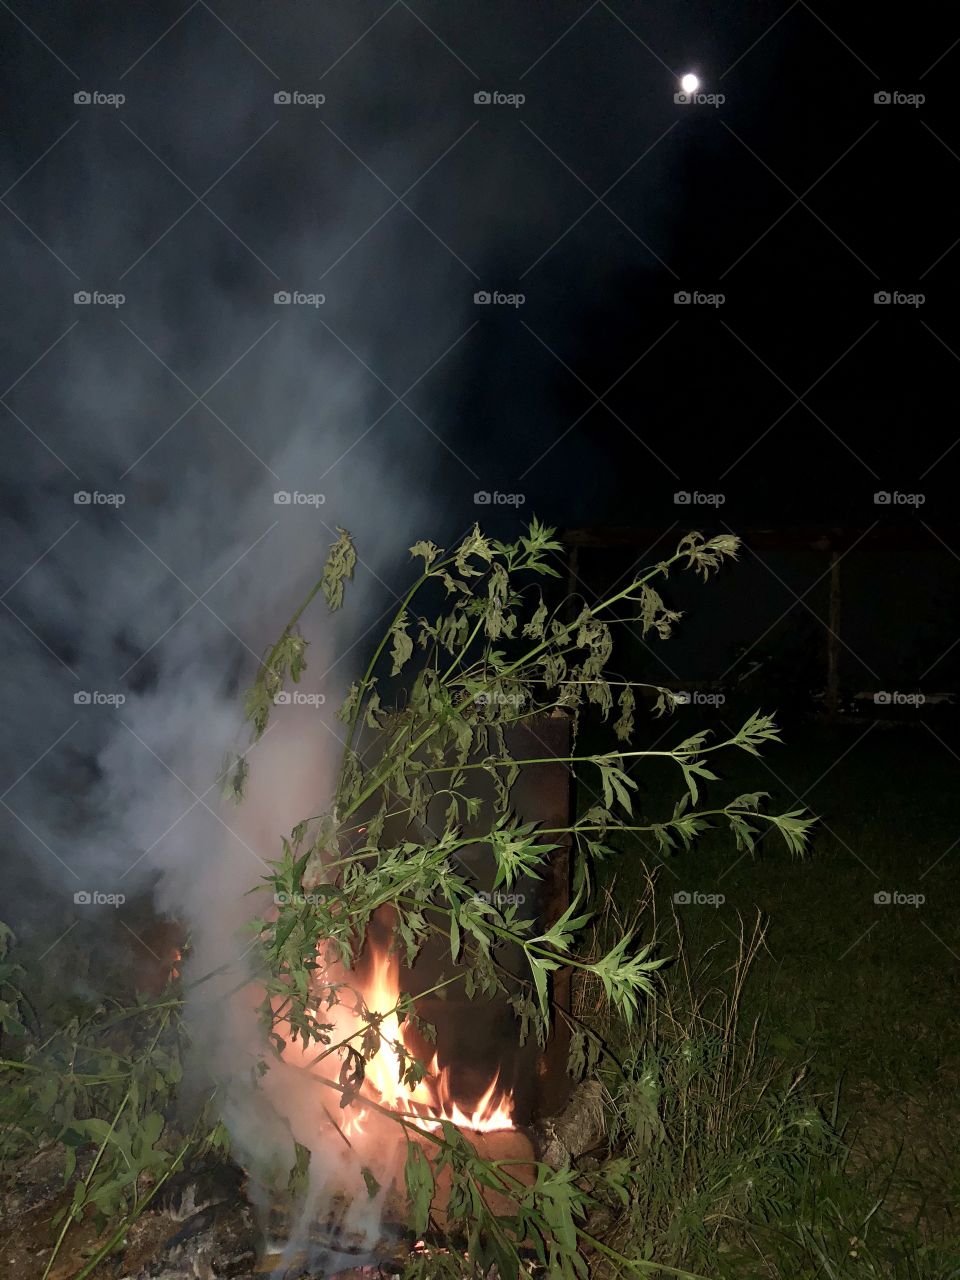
279,929,515,1140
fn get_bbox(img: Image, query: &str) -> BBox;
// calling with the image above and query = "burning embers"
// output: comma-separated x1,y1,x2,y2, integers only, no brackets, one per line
281,931,514,1139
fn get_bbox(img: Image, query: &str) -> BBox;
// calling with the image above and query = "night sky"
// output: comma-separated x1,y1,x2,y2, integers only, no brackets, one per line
1,1,958,910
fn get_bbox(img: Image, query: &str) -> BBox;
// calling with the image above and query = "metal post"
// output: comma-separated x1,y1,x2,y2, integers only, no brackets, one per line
515,712,573,1117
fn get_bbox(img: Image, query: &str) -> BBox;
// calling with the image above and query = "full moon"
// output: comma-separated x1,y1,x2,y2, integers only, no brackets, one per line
680,73,700,94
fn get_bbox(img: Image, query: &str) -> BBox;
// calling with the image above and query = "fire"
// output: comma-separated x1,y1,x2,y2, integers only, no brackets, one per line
282,933,514,1137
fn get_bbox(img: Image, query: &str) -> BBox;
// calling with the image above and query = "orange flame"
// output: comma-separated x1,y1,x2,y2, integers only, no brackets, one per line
283,934,514,1136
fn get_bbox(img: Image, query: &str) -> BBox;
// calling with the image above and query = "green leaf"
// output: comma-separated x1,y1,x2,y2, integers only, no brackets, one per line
454,525,494,577
389,613,414,676
409,539,440,568
613,685,636,742
322,528,357,610
404,1140,435,1234
679,757,719,805
528,954,559,1019
597,760,638,816
735,710,782,755
140,1111,164,1148
449,911,461,963
767,807,816,856
336,681,361,724
364,689,382,729
523,598,548,639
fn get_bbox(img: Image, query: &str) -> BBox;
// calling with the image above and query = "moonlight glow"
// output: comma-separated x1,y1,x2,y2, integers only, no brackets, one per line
680,73,700,94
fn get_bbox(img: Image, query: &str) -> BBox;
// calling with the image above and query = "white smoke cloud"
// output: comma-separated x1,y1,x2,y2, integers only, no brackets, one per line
0,2,683,1245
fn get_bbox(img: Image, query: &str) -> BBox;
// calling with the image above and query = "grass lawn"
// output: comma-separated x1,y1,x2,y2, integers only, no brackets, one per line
593,712,960,1271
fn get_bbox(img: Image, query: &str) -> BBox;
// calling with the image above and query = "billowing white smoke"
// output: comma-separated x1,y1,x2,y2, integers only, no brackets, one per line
1,0,683,1247
0,7,467,915
0,1,471,1228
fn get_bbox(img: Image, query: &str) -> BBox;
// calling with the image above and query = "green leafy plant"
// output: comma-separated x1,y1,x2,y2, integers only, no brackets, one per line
0,519,821,1279
236,519,815,1277
0,925,234,1280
